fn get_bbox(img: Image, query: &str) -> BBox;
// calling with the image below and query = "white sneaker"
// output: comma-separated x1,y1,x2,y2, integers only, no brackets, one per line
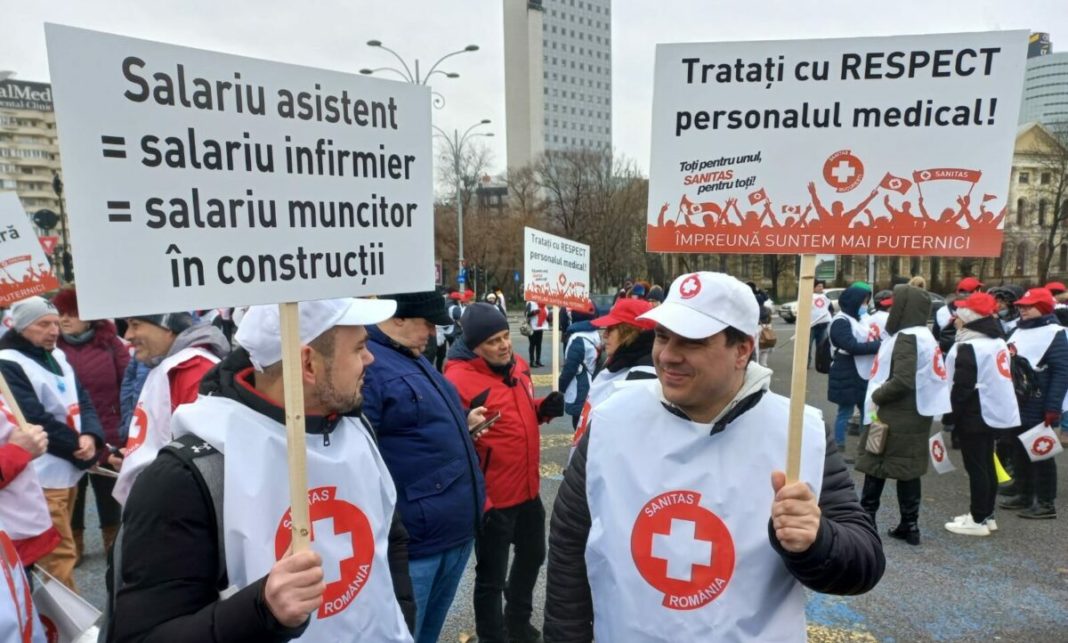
945,514,991,536
985,518,998,532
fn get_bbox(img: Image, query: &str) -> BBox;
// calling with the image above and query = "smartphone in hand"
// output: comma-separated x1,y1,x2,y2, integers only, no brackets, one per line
470,411,502,436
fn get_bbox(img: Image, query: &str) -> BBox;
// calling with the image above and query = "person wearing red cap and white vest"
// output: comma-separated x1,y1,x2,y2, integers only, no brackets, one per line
808,280,834,368
937,276,984,355
110,311,229,505
942,293,1020,537
545,272,884,643
857,285,952,546
0,296,104,592
111,298,416,642
999,287,1068,520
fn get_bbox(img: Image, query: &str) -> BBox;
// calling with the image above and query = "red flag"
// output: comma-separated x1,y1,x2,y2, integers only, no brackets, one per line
879,172,913,195
912,168,983,183
748,188,768,205
982,194,997,202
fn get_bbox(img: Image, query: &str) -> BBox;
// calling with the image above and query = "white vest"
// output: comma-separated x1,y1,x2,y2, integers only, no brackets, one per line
935,305,952,331
113,347,221,505
562,331,600,406
0,524,46,643
1008,324,1062,371
585,380,825,643
868,311,890,341
526,302,550,331
575,363,657,438
946,338,1020,429
829,312,877,379
172,396,412,643
0,403,52,541
0,349,82,489
865,327,951,421
810,294,832,326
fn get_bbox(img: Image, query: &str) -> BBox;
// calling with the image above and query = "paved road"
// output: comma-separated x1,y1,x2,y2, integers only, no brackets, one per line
73,316,1068,641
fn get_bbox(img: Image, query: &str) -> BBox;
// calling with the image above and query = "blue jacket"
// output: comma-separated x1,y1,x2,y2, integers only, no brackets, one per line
1013,315,1068,427
827,286,881,408
362,326,486,559
559,321,599,417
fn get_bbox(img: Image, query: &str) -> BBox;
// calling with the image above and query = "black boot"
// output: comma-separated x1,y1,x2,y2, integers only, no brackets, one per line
998,495,1031,510
507,623,543,643
887,522,921,545
1018,502,1057,520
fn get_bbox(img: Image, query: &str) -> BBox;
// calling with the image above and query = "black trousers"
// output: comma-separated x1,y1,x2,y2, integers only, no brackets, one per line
860,475,922,525
528,330,544,365
1008,428,1058,504
71,469,121,531
474,496,546,642
959,430,997,522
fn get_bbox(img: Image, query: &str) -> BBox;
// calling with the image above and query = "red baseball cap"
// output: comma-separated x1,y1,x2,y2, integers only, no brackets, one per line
954,292,998,317
1044,281,1067,295
956,277,984,293
592,298,657,330
1015,287,1056,314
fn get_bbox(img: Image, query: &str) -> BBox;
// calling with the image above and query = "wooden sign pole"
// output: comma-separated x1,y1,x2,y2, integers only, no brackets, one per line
551,305,561,392
0,372,29,431
786,254,817,483
278,302,311,551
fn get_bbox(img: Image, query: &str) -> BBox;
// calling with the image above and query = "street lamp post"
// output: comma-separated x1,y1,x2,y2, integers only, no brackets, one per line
433,121,492,294
359,40,478,109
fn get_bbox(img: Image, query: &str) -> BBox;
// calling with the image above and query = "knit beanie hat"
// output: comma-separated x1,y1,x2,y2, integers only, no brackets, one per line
461,303,510,348
11,297,58,332
129,312,195,334
52,288,79,317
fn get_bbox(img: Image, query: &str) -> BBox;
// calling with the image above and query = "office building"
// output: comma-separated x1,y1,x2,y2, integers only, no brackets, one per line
1019,34,1068,127
0,78,63,215
503,0,612,170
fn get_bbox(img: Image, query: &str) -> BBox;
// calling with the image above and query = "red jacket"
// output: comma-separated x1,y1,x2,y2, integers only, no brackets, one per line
444,343,548,510
0,443,60,564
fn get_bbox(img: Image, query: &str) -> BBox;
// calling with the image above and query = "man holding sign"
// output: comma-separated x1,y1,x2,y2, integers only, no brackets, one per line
112,298,415,642
545,273,883,642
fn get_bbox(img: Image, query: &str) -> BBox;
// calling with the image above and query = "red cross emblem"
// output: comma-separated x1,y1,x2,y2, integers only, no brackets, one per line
679,275,702,300
0,531,35,643
932,440,946,463
1032,436,1056,457
631,491,734,610
558,273,567,287
126,403,150,453
932,349,947,380
870,353,880,379
996,349,1012,379
867,324,881,341
822,150,864,193
275,486,375,619
65,404,81,433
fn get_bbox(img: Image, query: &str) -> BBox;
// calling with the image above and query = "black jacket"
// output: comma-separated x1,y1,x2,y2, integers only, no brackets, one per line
1012,315,1068,427
0,331,104,465
544,402,885,642
112,348,416,642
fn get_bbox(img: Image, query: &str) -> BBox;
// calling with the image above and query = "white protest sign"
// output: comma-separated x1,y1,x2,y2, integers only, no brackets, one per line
1018,422,1064,462
45,25,434,319
648,30,1028,257
523,227,591,311
0,193,60,305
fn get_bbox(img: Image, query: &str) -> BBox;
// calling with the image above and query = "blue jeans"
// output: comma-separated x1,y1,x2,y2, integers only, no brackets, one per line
409,539,474,643
835,403,861,447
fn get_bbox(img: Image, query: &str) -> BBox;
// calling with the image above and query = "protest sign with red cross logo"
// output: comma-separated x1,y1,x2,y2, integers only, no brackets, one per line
630,490,735,610
679,274,701,300
822,149,864,193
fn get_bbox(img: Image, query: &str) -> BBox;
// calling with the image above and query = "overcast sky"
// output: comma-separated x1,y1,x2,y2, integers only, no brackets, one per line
4,0,1067,179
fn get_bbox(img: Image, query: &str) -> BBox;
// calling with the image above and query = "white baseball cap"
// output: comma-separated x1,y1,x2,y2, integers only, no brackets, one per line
236,298,397,370
638,272,759,339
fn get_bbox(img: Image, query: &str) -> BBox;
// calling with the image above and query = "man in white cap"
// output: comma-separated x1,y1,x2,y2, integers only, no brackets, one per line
110,298,416,642
0,296,103,591
544,272,884,642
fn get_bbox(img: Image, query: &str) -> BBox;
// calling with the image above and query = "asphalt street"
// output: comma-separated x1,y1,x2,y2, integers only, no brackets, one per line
72,315,1068,642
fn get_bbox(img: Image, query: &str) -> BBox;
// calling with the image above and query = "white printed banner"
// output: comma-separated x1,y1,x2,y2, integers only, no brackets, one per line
45,25,434,318
523,227,591,311
0,193,60,305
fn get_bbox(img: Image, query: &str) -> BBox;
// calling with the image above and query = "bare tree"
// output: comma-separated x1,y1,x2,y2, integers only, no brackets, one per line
1035,123,1068,283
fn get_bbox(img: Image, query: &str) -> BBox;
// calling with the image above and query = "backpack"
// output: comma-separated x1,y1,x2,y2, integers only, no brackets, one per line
1007,345,1043,405
814,335,833,374
100,434,225,642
